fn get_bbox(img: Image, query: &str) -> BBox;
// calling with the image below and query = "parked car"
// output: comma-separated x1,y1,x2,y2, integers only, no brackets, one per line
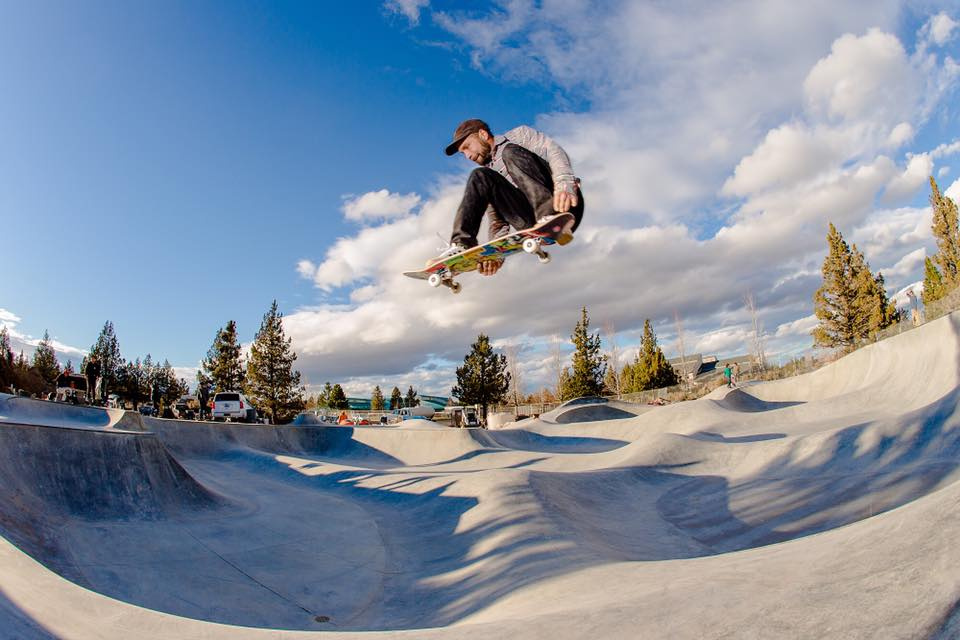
139,403,156,416
174,394,199,420
212,392,258,423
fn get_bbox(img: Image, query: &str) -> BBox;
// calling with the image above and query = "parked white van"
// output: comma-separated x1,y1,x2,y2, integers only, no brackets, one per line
212,392,258,423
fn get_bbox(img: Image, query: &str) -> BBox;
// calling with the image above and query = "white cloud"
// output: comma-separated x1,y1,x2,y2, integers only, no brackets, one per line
342,189,422,222
0,309,22,328
775,314,819,338
928,12,958,46
173,366,201,386
946,177,960,202
932,139,960,158
0,308,87,365
384,0,430,25
882,248,928,280
851,205,933,265
693,326,753,356
887,122,915,147
284,4,960,394
883,153,934,203
804,29,917,125
722,124,840,197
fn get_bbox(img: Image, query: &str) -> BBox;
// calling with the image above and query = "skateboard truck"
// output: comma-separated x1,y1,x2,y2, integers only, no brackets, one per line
522,238,551,263
427,273,462,293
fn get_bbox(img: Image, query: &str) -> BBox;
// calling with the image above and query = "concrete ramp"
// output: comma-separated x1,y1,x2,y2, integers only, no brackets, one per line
0,394,145,431
0,313,959,638
539,397,647,424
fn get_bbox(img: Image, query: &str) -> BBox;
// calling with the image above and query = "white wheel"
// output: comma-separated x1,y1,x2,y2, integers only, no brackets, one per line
522,238,539,253
428,273,443,288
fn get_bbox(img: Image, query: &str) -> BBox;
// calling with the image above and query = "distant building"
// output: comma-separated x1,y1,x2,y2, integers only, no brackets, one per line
668,354,756,381
345,394,449,411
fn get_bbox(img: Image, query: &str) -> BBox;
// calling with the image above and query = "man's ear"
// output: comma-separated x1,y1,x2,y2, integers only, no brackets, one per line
478,129,492,143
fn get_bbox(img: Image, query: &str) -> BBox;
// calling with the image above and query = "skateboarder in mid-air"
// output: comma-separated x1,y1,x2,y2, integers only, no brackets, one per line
428,119,584,275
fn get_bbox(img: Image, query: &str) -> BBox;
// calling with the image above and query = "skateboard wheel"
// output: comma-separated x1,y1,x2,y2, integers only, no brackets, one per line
522,238,539,253
428,273,443,288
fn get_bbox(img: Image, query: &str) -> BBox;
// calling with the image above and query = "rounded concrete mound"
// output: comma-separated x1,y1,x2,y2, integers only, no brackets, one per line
1,313,960,638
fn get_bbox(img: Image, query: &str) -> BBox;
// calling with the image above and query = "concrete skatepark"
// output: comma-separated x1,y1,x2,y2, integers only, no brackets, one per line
1,312,960,639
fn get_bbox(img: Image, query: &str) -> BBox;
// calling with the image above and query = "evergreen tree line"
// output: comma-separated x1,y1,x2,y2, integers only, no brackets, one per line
200,300,305,423
451,307,681,422
813,173,960,351
808,175,960,350
304,383,420,411
0,322,189,412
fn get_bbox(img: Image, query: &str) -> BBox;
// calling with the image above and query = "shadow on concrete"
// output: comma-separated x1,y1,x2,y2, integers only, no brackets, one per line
688,431,787,443
661,386,960,554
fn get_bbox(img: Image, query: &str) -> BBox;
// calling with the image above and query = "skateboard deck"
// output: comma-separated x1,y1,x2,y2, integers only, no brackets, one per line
403,212,575,293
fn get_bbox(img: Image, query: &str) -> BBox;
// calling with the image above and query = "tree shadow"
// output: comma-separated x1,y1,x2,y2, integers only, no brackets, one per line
688,431,786,443
660,386,960,554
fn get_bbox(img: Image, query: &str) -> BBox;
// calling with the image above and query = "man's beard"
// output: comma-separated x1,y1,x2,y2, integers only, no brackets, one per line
475,137,493,164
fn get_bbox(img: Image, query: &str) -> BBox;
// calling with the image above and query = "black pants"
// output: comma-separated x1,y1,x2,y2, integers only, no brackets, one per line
451,143,584,247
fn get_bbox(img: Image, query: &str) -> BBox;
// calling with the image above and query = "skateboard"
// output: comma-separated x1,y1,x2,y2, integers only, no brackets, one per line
403,212,575,293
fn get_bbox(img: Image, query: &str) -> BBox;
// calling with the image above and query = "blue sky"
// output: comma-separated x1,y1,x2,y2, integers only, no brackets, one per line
3,1,960,397
2,2,551,360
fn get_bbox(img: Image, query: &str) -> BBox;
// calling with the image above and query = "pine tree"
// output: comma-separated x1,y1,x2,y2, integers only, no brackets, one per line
405,386,419,407
813,225,895,349
329,384,349,410
865,271,898,338
315,382,334,408
371,385,385,411
118,357,149,409
390,386,402,410
12,349,45,396
619,362,634,395
202,320,245,393
0,326,15,391
930,176,960,290
32,331,61,388
452,334,510,423
90,321,123,402
813,224,863,350
244,301,305,424
630,319,679,391
153,359,187,412
566,307,606,398
922,256,947,305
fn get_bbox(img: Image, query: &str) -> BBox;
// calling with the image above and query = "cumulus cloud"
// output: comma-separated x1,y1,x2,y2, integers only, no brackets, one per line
0,309,22,328
926,12,958,46
342,189,422,222
946,176,960,202
287,3,960,394
384,0,430,25
0,307,87,365
804,29,917,124
775,315,819,338
883,153,934,203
